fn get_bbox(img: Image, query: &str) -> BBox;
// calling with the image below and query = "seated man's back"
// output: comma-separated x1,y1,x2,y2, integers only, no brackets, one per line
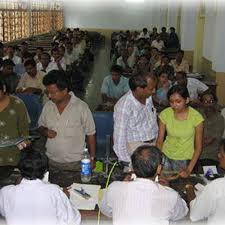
0,148,81,225
101,179,187,225
100,145,188,225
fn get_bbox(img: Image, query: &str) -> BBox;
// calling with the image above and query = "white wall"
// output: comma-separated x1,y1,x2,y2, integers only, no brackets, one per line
63,0,171,31
203,1,216,61
180,1,197,51
167,0,179,28
211,3,225,72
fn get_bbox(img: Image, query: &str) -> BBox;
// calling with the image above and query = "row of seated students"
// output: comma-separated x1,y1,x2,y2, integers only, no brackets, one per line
111,26,180,51
0,30,224,225
100,28,225,169
0,28,98,131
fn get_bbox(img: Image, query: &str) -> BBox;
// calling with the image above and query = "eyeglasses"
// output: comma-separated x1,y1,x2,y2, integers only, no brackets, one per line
203,100,214,104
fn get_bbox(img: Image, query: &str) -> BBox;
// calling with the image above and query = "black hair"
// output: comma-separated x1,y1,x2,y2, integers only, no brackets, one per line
24,59,36,67
41,52,51,60
129,73,157,91
159,70,169,77
161,54,169,60
21,41,28,46
111,65,123,73
43,70,70,91
23,52,33,60
177,49,184,55
51,47,59,54
2,59,15,67
131,145,162,178
167,84,189,100
0,80,9,94
59,46,65,51
36,47,44,51
19,147,48,180
176,71,187,79
170,27,176,32
143,28,148,32
161,27,166,31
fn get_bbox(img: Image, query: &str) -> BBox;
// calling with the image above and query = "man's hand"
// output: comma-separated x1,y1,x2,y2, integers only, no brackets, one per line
179,168,191,178
17,140,31,150
91,159,96,170
47,129,57,139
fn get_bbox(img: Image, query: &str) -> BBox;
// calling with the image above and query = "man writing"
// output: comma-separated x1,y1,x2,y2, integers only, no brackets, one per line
38,70,96,187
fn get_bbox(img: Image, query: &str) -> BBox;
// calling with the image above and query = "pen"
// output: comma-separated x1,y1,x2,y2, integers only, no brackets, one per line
74,187,91,200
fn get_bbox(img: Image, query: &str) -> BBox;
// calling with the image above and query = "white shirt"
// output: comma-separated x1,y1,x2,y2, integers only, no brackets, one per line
100,178,188,225
138,32,150,39
3,55,22,65
113,90,158,162
190,177,225,225
36,61,59,73
186,78,208,101
116,56,127,69
51,57,67,71
151,40,165,51
0,179,81,225
16,71,46,92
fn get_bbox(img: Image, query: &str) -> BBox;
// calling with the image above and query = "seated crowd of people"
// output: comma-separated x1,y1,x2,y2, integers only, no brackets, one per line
0,28,97,131
0,26,225,225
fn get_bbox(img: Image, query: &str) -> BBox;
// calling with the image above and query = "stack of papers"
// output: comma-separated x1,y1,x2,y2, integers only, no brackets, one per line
69,183,101,210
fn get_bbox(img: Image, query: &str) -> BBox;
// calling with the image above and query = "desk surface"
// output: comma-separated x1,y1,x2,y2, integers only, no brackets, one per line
80,174,207,221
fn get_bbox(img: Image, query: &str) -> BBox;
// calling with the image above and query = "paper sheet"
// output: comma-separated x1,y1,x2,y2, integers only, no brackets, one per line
203,165,218,175
69,183,101,210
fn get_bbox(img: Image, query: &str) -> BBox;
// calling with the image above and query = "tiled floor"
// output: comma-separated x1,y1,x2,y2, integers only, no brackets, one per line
82,38,111,111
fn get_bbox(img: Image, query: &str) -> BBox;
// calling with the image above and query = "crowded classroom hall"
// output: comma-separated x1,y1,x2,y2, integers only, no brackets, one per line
0,0,225,225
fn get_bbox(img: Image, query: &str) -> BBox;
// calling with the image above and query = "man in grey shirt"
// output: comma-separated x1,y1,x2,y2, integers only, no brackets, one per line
38,70,96,187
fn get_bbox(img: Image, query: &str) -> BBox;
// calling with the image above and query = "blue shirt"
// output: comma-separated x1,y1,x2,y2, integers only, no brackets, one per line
101,75,129,99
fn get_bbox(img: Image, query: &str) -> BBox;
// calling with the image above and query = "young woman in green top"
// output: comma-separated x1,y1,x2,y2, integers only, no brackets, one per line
156,85,204,178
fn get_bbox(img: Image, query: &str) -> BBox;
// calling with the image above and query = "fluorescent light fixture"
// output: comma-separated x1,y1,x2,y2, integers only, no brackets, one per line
125,0,145,3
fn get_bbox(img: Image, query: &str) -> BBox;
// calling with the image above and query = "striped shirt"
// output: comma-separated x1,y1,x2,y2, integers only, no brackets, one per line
113,90,158,162
100,178,188,225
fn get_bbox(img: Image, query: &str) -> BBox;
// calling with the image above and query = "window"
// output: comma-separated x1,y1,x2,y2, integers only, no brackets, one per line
0,0,63,42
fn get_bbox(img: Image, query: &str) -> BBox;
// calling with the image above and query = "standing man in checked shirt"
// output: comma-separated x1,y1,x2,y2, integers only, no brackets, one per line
113,72,158,167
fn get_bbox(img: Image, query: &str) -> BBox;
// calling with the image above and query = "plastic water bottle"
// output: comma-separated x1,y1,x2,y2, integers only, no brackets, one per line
81,148,91,183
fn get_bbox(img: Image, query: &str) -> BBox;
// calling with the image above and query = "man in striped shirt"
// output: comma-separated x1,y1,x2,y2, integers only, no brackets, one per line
113,72,158,166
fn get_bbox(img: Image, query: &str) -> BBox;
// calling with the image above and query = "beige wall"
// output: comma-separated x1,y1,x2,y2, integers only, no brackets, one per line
216,72,225,106
184,51,194,71
202,57,216,78
202,57,225,106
